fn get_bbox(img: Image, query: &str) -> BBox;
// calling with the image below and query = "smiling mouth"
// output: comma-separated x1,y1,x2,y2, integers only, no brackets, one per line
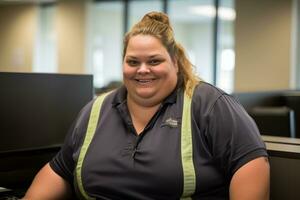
134,78,156,84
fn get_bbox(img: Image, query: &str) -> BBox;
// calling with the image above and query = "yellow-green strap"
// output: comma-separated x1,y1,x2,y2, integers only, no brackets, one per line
76,92,110,200
75,88,195,199
180,87,196,199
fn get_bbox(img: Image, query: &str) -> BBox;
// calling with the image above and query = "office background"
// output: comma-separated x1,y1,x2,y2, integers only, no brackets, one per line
0,0,300,199
0,0,299,93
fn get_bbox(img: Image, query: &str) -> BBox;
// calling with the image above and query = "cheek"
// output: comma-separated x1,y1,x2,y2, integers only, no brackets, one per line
166,67,179,83
158,65,178,78
123,65,134,79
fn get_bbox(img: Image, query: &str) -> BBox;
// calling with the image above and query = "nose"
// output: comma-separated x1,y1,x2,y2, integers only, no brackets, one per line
137,63,150,74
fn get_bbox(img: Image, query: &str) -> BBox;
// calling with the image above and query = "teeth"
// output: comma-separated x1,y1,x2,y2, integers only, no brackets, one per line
138,80,151,83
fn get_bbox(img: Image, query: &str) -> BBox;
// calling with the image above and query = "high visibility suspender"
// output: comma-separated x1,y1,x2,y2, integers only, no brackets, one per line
75,92,110,200
75,88,196,199
180,88,196,199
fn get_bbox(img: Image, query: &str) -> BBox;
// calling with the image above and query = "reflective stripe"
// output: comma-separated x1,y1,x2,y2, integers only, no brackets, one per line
75,92,110,200
75,88,196,199
180,87,196,199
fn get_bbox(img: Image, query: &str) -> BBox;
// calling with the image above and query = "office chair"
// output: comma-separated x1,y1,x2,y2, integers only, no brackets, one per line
250,106,296,138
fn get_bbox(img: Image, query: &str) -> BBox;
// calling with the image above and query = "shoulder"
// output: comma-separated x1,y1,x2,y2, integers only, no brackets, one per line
191,82,251,131
193,82,226,102
74,100,94,128
192,82,240,115
65,88,122,149
79,85,125,120
194,81,226,95
100,85,127,107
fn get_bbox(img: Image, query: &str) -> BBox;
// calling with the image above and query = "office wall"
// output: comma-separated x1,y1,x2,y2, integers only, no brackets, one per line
295,0,300,88
0,4,37,72
235,0,292,92
0,1,86,74
56,0,86,74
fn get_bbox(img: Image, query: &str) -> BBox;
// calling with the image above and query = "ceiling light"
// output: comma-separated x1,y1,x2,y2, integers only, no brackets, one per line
189,5,236,21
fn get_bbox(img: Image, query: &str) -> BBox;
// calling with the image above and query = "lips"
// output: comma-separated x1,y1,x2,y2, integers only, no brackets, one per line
134,78,156,84
136,79,152,83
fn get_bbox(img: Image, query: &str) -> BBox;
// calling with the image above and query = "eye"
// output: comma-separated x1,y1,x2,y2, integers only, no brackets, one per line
148,59,163,66
126,59,139,67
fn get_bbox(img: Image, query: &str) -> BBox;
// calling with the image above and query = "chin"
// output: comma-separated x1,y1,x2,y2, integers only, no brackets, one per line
133,86,155,96
136,91,155,99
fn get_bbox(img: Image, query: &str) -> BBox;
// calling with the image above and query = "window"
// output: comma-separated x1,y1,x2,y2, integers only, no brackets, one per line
33,4,57,73
84,0,236,91
86,1,124,88
169,0,215,84
128,0,163,29
216,0,236,92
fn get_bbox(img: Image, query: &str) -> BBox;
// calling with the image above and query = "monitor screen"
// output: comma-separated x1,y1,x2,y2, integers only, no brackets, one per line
0,72,94,153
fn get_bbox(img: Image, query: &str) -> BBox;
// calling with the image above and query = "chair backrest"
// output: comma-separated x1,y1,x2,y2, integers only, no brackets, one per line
232,90,285,111
250,106,296,137
283,92,300,138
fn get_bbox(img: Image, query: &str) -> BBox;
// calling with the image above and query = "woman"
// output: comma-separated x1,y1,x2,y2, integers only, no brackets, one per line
23,12,269,200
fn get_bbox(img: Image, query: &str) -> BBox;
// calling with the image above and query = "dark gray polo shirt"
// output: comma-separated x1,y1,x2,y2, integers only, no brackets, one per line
50,82,268,200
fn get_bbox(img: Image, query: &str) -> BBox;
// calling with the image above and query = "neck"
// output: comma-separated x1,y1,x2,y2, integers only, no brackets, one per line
127,94,161,134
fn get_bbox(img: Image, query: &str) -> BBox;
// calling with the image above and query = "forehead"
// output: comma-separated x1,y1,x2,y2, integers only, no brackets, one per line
126,35,169,56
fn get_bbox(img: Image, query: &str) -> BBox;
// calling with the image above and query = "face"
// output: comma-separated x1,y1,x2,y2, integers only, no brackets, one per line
123,35,178,107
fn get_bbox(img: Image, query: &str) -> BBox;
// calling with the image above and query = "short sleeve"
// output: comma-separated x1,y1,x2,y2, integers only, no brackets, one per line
49,100,93,185
206,94,268,178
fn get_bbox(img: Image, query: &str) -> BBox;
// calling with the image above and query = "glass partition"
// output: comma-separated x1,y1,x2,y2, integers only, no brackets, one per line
86,1,124,88
128,0,163,29
169,0,215,84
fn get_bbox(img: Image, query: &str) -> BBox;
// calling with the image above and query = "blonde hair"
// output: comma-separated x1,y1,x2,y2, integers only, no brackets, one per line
123,11,200,97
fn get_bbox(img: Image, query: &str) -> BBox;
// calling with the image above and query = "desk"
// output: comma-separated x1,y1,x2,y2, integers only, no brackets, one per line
262,135,300,145
262,135,300,159
262,135,300,200
0,146,61,198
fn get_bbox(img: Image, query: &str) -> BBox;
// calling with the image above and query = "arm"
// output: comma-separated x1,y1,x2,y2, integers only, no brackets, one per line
229,157,270,200
22,163,73,200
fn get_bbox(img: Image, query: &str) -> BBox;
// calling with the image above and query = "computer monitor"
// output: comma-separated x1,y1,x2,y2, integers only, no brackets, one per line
0,72,94,192
0,72,94,153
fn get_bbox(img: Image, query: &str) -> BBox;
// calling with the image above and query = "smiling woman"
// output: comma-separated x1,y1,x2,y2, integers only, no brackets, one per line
123,35,178,108
23,11,269,200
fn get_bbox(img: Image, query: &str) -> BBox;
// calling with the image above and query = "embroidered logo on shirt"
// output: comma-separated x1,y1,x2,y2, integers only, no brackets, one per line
163,118,178,128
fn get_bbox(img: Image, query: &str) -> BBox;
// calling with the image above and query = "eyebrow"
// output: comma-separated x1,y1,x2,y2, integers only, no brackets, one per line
125,54,163,59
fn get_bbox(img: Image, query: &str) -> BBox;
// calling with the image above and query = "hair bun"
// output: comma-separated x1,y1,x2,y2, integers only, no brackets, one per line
142,11,171,26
